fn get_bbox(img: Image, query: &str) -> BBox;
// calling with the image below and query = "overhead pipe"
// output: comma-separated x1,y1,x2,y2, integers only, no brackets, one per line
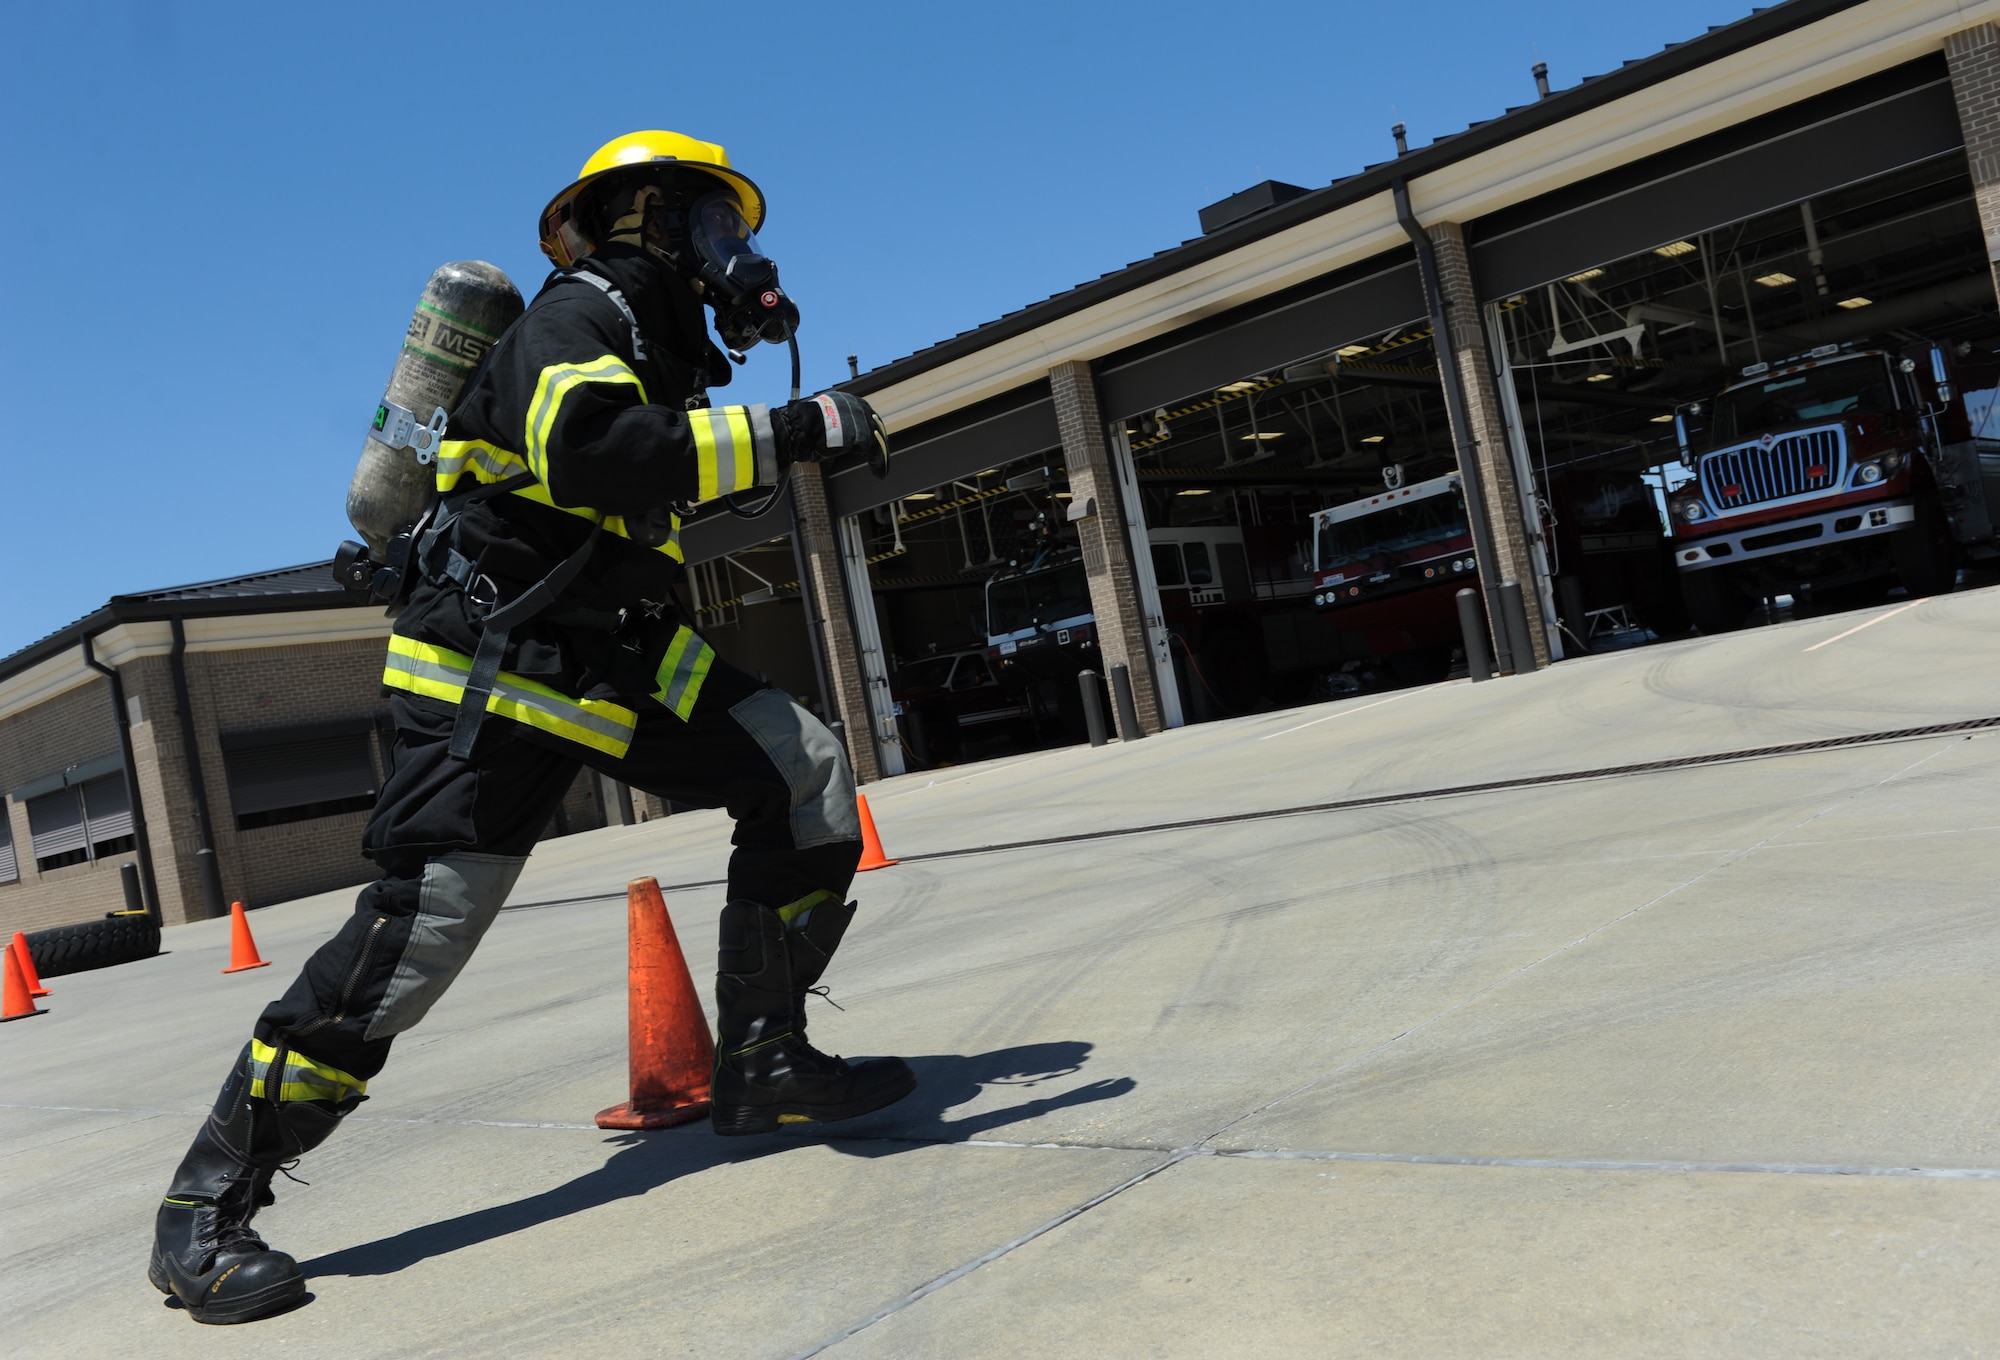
1391,177,1518,673
80,633,163,924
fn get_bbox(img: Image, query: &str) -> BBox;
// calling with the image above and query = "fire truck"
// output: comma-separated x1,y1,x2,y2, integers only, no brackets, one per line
1667,341,2000,631
1309,473,1477,667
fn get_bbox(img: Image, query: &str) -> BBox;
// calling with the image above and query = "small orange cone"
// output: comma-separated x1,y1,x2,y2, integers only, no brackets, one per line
2,939,45,1021
10,932,49,998
596,877,714,1130
222,902,271,974
854,794,898,871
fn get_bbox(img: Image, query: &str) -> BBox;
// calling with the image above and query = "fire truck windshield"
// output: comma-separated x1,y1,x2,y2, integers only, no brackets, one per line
1316,491,1468,573
1710,355,1896,443
987,562,1093,636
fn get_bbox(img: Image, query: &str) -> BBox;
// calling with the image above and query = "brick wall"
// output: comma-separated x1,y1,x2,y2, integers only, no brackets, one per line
1050,360,1162,735
1947,24,2000,306
1428,221,1551,666
0,677,140,933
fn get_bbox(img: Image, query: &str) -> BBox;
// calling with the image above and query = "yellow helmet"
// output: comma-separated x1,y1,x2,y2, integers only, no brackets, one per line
537,130,766,267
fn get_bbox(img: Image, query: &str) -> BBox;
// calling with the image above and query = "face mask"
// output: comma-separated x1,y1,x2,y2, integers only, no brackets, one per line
686,190,800,353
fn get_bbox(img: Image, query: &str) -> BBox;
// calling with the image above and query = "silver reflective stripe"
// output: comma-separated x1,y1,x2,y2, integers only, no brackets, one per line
706,410,747,494
748,404,778,487
364,853,526,1041
437,442,518,482
728,688,860,849
383,646,636,748
657,628,712,717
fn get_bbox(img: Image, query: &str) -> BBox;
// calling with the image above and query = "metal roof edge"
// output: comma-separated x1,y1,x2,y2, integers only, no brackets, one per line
842,0,1874,400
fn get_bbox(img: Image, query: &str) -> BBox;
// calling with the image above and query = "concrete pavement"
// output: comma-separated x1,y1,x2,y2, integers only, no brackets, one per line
7,589,2000,1356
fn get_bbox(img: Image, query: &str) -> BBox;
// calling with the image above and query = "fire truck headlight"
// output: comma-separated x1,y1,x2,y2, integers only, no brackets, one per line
1678,500,1707,523
1856,461,1884,485
1314,592,1326,606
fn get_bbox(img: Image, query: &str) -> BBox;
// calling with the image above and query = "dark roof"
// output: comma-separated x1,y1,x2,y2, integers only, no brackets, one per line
845,0,1864,400
2,560,355,685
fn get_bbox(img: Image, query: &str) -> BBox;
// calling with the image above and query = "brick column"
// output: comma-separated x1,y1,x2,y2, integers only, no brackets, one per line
1050,360,1162,734
788,462,883,785
1947,23,2000,307
1427,221,1551,665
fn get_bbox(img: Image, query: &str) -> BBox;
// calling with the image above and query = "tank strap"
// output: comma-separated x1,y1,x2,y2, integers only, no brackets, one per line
564,267,648,364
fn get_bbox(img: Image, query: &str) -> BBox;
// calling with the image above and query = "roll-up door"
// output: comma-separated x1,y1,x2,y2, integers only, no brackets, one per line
1095,254,1425,422
0,808,16,884
1470,57,1964,301
824,382,1059,521
221,718,379,830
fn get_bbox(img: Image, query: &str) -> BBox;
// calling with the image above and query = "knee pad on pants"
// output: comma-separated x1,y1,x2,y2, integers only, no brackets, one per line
728,688,861,849
362,852,526,1041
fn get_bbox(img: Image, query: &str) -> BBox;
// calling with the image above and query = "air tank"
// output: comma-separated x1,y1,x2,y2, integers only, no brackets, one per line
346,261,523,557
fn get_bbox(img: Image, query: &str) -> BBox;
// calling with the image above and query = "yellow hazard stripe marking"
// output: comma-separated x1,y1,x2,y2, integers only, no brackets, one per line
524,355,646,484
383,635,639,758
432,440,683,563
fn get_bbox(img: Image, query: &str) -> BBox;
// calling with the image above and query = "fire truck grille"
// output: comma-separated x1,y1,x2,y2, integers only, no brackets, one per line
1701,428,1844,511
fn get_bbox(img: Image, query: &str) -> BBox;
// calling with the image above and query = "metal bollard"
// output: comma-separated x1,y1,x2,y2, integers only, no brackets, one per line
1077,670,1108,747
1455,588,1493,682
1109,662,1146,741
1499,581,1539,674
119,861,146,916
196,847,226,919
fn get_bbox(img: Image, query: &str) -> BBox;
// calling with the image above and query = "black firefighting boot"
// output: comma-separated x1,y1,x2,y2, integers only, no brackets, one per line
710,898,916,1136
149,1042,362,1323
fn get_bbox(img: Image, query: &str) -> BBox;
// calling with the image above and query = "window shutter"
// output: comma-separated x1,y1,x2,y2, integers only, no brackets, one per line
80,774,133,847
28,789,87,864
221,720,379,828
0,807,17,884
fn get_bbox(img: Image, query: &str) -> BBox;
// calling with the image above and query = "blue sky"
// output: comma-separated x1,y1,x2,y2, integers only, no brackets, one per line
0,0,1763,652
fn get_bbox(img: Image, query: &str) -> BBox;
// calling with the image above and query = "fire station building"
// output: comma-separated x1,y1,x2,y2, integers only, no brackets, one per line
3,0,1995,935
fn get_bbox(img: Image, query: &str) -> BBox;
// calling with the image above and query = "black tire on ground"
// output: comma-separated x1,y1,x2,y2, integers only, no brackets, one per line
1680,566,1749,635
25,914,161,978
1891,491,1955,599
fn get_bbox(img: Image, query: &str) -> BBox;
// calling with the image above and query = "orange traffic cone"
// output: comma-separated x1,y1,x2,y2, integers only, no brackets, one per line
596,877,714,1130
2,938,45,1021
222,902,271,973
10,932,48,998
855,794,898,871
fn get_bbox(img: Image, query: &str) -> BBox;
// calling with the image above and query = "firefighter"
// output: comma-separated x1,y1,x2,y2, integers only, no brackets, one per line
150,131,914,1325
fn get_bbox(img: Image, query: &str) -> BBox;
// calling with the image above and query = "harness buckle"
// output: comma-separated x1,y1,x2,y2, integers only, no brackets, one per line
371,400,450,465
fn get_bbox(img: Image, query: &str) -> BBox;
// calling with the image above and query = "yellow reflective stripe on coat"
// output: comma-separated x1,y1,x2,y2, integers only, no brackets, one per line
652,625,715,721
689,406,757,501
431,440,684,563
523,355,647,483
435,438,529,492
249,1039,368,1105
382,635,639,758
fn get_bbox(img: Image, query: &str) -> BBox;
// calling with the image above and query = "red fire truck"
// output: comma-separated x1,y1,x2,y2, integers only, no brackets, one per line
1667,341,2000,631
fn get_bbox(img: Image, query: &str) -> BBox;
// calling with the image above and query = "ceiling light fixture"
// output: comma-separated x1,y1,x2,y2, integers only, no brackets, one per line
1836,296,1874,310
1586,372,1614,383
1240,431,1284,441
1754,271,1797,287
1336,344,1371,358
1650,413,1677,424
902,491,936,500
1177,488,1213,496
1566,268,1605,283
1654,240,1697,258
1218,380,1263,394
1361,435,1386,444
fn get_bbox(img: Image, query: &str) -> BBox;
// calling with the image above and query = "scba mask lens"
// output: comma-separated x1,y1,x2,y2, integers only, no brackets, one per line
689,190,798,349
691,193,765,282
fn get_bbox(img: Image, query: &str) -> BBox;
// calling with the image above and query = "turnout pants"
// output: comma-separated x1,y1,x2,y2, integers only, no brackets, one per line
253,651,862,1083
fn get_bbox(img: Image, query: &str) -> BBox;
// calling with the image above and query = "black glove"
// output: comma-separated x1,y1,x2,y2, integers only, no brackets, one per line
772,392,891,478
